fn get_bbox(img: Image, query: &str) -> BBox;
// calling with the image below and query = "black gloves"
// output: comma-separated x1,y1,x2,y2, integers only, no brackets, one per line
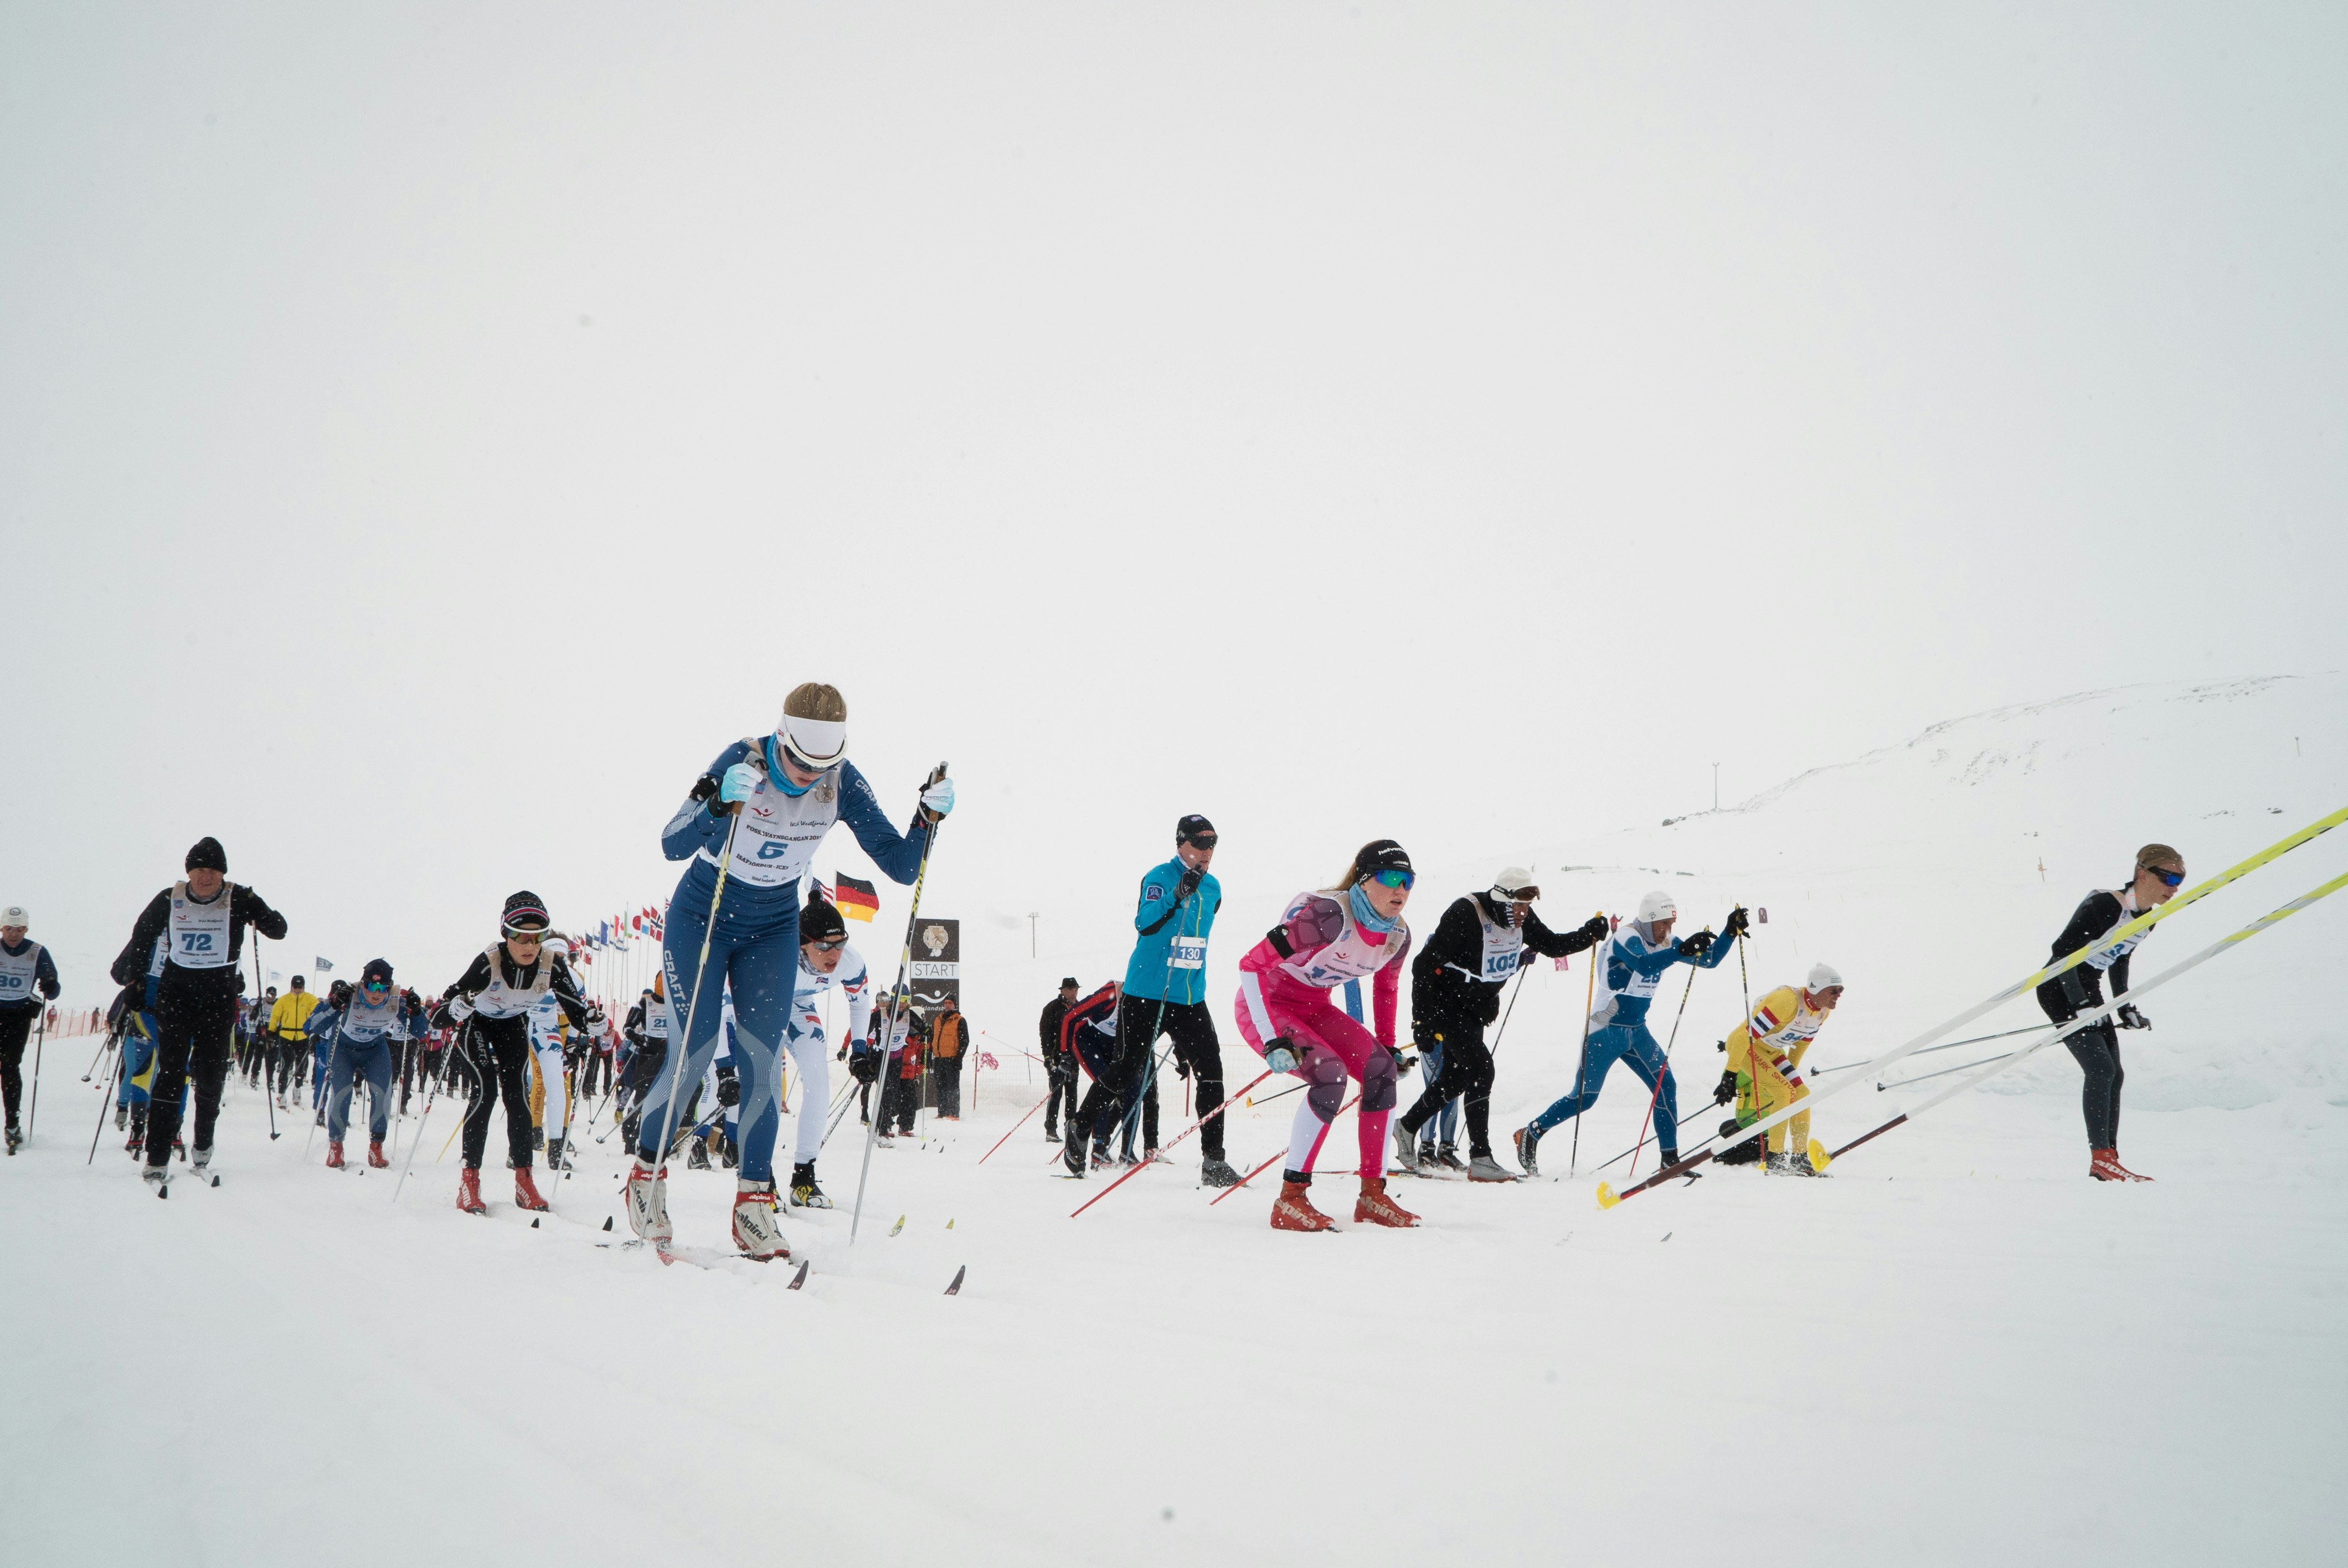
1723,906,1750,938
2116,1004,2151,1031
1678,931,1715,957
1579,915,1610,944
715,1067,739,1108
1174,865,1204,902
1714,1070,1738,1107
689,773,720,804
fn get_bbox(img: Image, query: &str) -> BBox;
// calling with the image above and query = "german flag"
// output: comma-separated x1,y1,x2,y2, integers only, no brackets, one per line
832,874,881,924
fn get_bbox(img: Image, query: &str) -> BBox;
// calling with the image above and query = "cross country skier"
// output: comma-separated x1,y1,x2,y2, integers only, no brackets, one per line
1058,982,1124,1174
245,986,277,1088
429,893,596,1215
616,976,670,1150
1,904,63,1153
625,682,951,1260
1110,815,1240,1185
308,959,423,1170
780,889,869,1208
268,976,318,1107
109,838,289,1188
310,979,354,1123
1512,891,1741,1178
1038,978,1081,1142
524,948,575,1168
1712,962,1844,1174
1232,840,1422,1231
2037,843,2184,1182
1392,869,1608,1182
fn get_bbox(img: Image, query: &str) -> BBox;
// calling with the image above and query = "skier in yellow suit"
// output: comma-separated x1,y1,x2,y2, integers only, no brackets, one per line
1712,962,1844,1174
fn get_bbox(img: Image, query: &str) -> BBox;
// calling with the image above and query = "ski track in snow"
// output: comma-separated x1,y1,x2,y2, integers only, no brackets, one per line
10,674,2346,1566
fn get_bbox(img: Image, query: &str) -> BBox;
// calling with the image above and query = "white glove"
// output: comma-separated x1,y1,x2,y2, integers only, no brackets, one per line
1264,1038,1300,1075
921,776,956,818
720,762,763,804
447,995,475,1023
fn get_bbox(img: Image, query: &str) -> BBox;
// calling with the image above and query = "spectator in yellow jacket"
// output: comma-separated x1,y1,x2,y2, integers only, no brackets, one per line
1713,963,1843,1174
267,976,321,1107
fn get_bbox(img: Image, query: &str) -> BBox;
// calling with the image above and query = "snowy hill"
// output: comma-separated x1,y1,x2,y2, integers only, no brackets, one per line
7,674,2344,1568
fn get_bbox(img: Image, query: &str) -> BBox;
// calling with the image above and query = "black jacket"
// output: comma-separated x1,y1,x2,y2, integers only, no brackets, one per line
2036,889,2139,1022
430,947,593,1032
1039,995,1072,1055
111,884,287,997
1410,894,1601,1034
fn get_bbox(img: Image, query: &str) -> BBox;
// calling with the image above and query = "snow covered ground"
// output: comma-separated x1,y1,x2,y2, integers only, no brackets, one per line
9,674,2344,1566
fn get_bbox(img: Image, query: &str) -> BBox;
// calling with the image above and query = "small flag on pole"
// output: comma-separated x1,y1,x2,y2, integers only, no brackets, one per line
833,874,880,923
314,956,334,973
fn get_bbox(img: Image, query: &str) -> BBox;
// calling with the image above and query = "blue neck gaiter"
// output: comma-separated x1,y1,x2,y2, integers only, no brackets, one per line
764,735,814,797
1348,883,1398,935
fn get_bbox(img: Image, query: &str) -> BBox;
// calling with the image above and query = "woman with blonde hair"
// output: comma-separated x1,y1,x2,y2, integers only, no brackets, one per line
1232,840,1422,1232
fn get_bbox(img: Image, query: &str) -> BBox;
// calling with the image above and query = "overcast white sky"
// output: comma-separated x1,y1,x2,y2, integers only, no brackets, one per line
4,3,2344,1005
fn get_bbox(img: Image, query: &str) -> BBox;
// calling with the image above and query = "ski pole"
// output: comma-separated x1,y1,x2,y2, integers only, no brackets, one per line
87,1046,127,1164
1208,1087,1359,1205
1076,1066,1276,1216
1588,1100,1725,1177
80,1030,111,1082
1824,866,2348,1169
1597,814,2348,1211
305,1029,341,1159
1869,1047,2023,1092
849,762,949,1245
644,803,747,1204
394,1021,468,1202
1567,914,1602,1175
1807,1023,2053,1077
26,1007,44,1138
977,1094,1051,1164
1625,957,1701,1182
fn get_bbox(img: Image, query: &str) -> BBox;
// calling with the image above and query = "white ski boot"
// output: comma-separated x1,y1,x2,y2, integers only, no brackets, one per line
1466,1152,1517,1183
190,1146,213,1173
624,1159,673,1244
732,1179,790,1261
142,1162,169,1196
1391,1121,1424,1174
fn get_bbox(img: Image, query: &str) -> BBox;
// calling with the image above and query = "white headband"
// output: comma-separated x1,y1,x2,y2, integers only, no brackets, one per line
779,714,848,766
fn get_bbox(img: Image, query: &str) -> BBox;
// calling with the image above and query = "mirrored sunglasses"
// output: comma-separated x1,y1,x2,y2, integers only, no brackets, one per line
1370,868,1415,890
2140,864,2184,888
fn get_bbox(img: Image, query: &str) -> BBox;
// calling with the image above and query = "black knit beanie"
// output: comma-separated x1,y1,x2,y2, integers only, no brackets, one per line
186,837,228,874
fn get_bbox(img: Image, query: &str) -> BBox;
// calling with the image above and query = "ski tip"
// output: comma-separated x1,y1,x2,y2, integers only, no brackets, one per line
531,1217,540,1229
946,1218,955,1229
1807,1138,1831,1174
209,1175,220,1187
787,1260,810,1290
601,1215,614,1232
889,1215,905,1236
1595,1182,1620,1210
945,1264,965,1296
157,1186,168,1200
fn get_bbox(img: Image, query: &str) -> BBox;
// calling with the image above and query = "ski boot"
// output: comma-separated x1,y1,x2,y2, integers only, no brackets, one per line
532,1127,545,1152
1467,1152,1517,1183
325,1141,346,1170
1716,1125,1764,1165
788,1161,833,1209
720,1135,738,1170
453,1168,486,1213
367,1140,389,1169
4,1121,19,1156
2108,1145,2152,1181
1767,1147,1822,1178
731,1180,790,1261
1043,1123,1061,1144
513,1167,550,1211
1512,1125,1542,1178
624,1159,673,1242
1355,1175,1420,1227
1391,1121,1425,1174
1435,1143,1468,1174
1200,1157,1241,1188
190,1144,211,1173
545,1137,566,1172
1270,1175,1335,1232
2090,1148,2150,1182
115,1103,128,1131
142,1162,169,1196
1060,1134,1087,1178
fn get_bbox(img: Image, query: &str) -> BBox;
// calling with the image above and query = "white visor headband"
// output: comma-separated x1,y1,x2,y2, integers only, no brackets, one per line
780,714,848,767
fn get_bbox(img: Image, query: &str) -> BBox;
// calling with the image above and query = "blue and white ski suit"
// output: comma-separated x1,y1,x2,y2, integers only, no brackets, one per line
309,989,422,1142
639,740,929,1185
1530,925,1731,1152
780,944,871,1164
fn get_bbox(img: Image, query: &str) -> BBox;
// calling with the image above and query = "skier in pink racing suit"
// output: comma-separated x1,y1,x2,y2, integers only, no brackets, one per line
1232,839,1422,1231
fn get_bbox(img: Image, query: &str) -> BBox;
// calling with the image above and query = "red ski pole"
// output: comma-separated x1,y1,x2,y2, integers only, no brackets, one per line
978,1094,1049,1164
1626,960,1700,1182
1208,1090,1360,1205
1070,1068,1274,1218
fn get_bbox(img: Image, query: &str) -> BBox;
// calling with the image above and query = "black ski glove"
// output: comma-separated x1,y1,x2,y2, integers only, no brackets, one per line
1714,1070,1738,1107
2116,1004,2151,1031
1578,915,1610,945
1723,906,1750,938
715,1067,739,1108
1173,865,1204,902
1678,931,1715,957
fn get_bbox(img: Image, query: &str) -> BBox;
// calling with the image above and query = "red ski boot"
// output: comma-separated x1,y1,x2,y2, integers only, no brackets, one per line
367,1140,389,1169
456,1167,487,1214
1270,1178,1335,1232
325,1141,346,1169
2089,1148,2131,1182
2105,1146,2153,1182
1353,1175,1420,1227
513,1167,550,1211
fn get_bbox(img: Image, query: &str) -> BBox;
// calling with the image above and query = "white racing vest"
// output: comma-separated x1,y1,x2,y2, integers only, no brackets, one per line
2081,889,2147,972
1445,899,1525,985
702,742,844,890
1277,893,1411,991
789,946,870,1045
0,941,44,1003
470,943,554,1020
641,992,671,1039
167,881,236,970
336,988,409,1044
1591,929,1670,1027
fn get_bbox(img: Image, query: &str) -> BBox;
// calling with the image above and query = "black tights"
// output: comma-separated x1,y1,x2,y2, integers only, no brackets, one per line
2065,1023,2125,1149
1398,1023,1495,1158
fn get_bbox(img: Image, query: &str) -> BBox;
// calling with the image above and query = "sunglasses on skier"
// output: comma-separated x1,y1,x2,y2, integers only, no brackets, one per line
1369,868,1415,890
503,926,545,944
809,936,848,952
1182,833,1218,851
363,979,391,994
2138,864,2185,889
